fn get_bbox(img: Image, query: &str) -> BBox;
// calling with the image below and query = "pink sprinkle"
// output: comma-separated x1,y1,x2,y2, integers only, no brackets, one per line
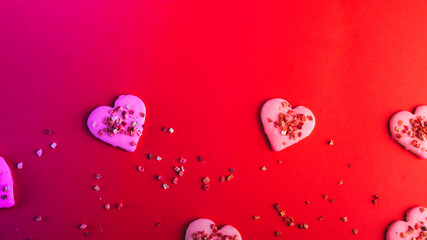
94,173,102,180
79,224,88,230
157,175,164,181
137,166,144,172
116,202,123,210
172,177,179,184
35,216,42,221
178,158,187,164
16,162,23,170
50,142,57,149
104,204,111,210
161,127,167,132
155,222,161,227
36,149,43,157
162,183,170,189
167,128,174,133
93,185,100,191
178,171,184,177
44,129,52,135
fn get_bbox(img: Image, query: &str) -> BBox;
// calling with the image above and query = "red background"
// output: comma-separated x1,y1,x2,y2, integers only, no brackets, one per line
1,0,427,239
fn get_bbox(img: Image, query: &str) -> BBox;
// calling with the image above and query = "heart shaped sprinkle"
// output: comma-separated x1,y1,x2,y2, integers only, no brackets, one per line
87,95,146,152
185,218,242,240
260,98,315,151
0,156,15,208
390,106,427,158
386,206,427,240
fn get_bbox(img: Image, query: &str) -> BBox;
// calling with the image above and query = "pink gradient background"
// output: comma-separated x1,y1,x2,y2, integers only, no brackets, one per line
2,0,427,239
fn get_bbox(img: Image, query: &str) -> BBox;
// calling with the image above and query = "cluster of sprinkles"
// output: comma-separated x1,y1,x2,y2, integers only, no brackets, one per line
161,126,174,133
268,101,313,142
395,117,427,151
95,105,144,147
219,168,235,183
191,223,238,240
273,203,305,229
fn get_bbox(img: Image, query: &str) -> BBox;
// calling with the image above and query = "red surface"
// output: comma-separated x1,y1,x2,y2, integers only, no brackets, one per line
1,0,427,239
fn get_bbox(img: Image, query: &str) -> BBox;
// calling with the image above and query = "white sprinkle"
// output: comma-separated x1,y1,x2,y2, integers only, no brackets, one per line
156,156,162,161
280,130,287,136
113,129,119,134
132,121,138,127
36,149,43,157
162,183,170,189
91,121,97,128
50,142,57,149
126,104,130,109
16,162,23,169
168,128,174,133
2,186,10,192
111,116,118,121
79,224,88,230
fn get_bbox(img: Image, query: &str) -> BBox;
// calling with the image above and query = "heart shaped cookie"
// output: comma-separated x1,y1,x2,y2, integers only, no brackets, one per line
390,106,427,158
185,218,242,240
0,156,15,208
87,95,146,152
260,98,315,151
386,206,427,240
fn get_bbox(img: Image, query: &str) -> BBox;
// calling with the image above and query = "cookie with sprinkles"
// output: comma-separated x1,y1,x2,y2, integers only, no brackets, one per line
386,206,427,240
0,156,15,208
87,95,146,152
185,218,242,240
390,106,427,158
260,98,315,151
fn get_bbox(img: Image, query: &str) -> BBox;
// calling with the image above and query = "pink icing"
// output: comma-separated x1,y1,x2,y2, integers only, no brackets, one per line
87,95,146,152
0,156,15,208
386,206,427,240
185,218,242,240
389,106,427,158
260,98,315,151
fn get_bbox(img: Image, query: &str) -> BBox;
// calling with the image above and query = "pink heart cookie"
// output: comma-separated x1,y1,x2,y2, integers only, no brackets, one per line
0,156,15,208
185,218,242,240
87,95,146,152
386,206,427,240
390,106,427,158
260,98,315,151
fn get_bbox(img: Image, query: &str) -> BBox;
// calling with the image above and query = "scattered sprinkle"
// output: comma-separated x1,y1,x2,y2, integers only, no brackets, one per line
341,217,348,222
329,199,335,203
253,216,260,220
155,222,161,227
162,183,170,189
50,142,57,149
79,224,88,230
94,173,102,180
338,180,344,185
373,194,381,199
352,229,358,234
16,162,23,170
202,184,210,191
277,160,283,164
305,201,310,204
328,140,334,146
137,166,144,172
147,153,153,160
84,232,90,236
274,231,281,237
104,204,111,210
35,216,42,221
317,216,323,221
92,185,100,191
161,127,167,132
178,157,187,164
226,174,234,181
260,166,267,171
372,199,379,204
116,202,123,209
157,175,165,181
44,129,52,135
156,156,162,161
197,156,205,163
299,223,308,229
202,177,210,184
219,176,226,182
172,177,179,184
229,168,235,173
322,194,328,200
167,128,174,133
347,163,354,168
278,210,285,217
36,149,43,157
